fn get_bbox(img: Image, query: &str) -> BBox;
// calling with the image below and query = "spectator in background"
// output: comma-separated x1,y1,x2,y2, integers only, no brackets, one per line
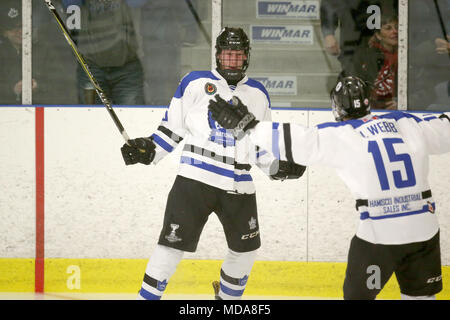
348,14,398,110
0,1,30,104
62,0,144,105
30,0,79,105
0,0,64,105
408,0,449,110
320,0,397,74
135,0,199,106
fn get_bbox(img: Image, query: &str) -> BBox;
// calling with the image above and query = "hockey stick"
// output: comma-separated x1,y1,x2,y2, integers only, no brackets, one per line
43,0,131,144
184,0,211,45
433,0,450,59
433,0,448,39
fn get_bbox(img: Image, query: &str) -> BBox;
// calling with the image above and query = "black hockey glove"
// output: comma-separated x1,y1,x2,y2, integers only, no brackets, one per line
439,113,450,122
270,160,306,181
121,137,156,165
208,94,259,139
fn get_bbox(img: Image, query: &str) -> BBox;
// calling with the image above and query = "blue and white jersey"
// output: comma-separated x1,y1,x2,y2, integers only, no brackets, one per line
150,69,275,194
249,111,450,244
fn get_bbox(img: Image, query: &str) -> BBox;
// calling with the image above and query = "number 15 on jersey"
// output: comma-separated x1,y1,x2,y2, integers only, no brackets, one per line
368,138,417,191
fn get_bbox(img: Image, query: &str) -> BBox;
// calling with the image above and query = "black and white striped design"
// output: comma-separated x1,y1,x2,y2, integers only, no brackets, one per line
149,69,273,194
138,274,168,300
217,269,249,300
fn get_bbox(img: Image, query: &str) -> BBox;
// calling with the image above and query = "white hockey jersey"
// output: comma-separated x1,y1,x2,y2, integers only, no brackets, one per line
150,69,275,194
249,111,450,244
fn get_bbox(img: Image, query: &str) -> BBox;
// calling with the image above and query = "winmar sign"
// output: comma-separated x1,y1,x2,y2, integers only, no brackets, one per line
251,25,313,45
257,0,320,19
252,76,297,96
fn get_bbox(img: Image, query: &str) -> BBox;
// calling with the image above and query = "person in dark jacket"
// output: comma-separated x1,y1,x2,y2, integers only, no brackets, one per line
0,0,81,105
408,0,449,110
62,0,145,105
347,14,398,110
320,0,397,73
0,1,28,104
136,0,199,105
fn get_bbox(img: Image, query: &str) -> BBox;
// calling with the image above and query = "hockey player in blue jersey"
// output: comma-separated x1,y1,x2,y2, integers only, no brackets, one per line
208,75,450,300
120,27,306,300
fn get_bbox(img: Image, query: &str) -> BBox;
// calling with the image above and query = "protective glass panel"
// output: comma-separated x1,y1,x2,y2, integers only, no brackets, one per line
223,0,398,110
0,0,23,105
408,0,449,111
31,0,211,106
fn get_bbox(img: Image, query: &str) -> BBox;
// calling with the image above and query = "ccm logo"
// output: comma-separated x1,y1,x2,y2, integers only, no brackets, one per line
241,231,259,240
427,275,442,283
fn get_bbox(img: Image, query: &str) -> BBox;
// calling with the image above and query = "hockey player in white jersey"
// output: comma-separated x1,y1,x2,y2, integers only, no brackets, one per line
208,76,450,300
120,27,306,300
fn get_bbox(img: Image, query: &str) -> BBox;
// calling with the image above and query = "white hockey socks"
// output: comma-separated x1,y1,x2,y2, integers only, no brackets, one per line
216,249,258,300
138,244,184,300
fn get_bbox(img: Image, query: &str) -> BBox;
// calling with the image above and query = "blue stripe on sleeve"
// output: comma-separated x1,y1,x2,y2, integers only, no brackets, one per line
317,119,367,130
234,174,253,182
317,111,428,131
378,111,423,123
256,150,267,158
245,78,272,108
151,134,174,152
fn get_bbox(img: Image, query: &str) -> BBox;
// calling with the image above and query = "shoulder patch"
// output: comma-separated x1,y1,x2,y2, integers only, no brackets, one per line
204,82,217,95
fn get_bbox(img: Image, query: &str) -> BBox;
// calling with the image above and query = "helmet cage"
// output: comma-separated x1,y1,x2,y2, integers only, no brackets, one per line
215,27,250,82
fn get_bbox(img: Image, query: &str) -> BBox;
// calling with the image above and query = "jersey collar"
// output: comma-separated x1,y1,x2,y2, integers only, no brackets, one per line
211,69,248,87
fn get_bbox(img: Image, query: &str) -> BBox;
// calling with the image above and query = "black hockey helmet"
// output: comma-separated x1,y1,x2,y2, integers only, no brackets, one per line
215,27,250,82
330,76,371,121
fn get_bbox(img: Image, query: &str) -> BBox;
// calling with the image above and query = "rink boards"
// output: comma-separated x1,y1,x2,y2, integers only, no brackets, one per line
0,105,449,298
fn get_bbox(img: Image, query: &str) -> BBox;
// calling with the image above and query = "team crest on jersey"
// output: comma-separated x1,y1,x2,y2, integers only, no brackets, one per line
157,279,168,291
208,110,236,147
239,275,249,286
205,82,217,95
